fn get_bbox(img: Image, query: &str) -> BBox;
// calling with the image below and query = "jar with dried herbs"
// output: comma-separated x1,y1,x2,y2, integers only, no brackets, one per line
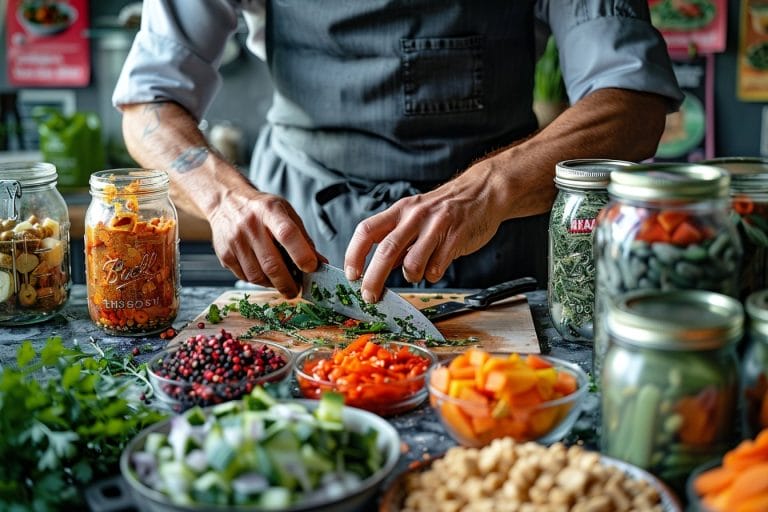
85,169,179,335
0,162,71,325
547,159,631,342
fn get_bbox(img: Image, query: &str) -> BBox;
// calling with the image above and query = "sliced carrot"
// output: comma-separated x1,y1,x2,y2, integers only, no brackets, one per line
694,466,737,496
484,370,509,394
441,402,475,441
448,354,470,372
671,221,703,246
733,195,755,216
466,348,489,368
554,370,578,395
657,210,688,233
725,463,768,508
635,220,671,244
525,354,553,370
430,366,451,394
449,366,476,380
734,493,768,512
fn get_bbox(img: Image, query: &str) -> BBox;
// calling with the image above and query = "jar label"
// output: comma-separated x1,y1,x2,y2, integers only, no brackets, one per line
569,218,596,234
86,216,178,333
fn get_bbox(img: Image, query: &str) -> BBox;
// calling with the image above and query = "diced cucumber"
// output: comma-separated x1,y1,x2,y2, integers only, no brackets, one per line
193,471,231,494
159,460,195,495
248,386,278,410
300,443,334,473
211,400,241,418
185,406,207,426
144,432,167,455
204,429,236,472
258,487,293,509
315,392,344,425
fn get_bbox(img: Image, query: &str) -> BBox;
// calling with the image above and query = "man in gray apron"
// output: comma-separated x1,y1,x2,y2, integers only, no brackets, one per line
114,0,682,302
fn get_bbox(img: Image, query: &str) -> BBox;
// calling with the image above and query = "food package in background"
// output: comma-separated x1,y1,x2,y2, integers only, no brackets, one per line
36,109,105,189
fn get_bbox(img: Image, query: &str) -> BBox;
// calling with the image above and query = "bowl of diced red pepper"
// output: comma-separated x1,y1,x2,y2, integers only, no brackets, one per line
294,334,437,417
148,329,293,412
427,349,588,447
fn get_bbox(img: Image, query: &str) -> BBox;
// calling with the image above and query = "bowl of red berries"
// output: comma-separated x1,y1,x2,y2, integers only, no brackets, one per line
147,329,293,412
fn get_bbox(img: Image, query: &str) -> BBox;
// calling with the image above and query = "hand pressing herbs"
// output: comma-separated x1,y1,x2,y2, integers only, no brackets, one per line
0,337,167,512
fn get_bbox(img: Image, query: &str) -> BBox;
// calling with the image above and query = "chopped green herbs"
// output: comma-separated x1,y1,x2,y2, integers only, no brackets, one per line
0,338,167,511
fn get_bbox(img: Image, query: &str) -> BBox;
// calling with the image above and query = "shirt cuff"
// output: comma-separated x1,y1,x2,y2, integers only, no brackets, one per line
558,17,684,112
112,30,222,121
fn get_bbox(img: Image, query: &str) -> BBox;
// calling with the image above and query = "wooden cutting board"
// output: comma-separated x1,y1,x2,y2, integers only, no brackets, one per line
173,289,539,356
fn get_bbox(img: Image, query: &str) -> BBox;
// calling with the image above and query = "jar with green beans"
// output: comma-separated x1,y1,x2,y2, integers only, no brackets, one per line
547,159,632,342
701,157,768,300
601,290,742,492
593,163,742,384
743,289,768,438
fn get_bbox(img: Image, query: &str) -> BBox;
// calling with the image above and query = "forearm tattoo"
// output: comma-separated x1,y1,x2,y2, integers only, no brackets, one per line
142,102,165,139
170,147,209,173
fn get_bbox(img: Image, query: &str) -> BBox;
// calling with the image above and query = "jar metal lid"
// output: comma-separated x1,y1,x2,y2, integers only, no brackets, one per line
700,157,768,194
608,163,730,201
90,168,169,196
746,289,768,338
0,162,57,187
606,289,743,351
554,159,633,190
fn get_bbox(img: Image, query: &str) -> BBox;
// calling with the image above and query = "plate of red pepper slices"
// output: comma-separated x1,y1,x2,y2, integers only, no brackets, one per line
295,334,437,416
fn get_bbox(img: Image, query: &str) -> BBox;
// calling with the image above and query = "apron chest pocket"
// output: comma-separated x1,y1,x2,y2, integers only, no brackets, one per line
400,35,485,116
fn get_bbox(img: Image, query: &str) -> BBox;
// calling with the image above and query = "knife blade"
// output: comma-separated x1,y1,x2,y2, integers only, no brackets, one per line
420,277,538,321
300,262,446,341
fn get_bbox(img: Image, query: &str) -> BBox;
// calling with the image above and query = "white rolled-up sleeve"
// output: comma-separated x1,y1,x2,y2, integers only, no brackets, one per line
537,0,684,110
112,0,241,120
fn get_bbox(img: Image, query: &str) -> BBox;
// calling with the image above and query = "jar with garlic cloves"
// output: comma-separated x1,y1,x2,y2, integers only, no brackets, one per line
0,162,71,325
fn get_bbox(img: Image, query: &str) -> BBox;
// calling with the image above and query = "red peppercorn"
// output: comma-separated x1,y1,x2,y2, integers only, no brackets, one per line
197,322,205,329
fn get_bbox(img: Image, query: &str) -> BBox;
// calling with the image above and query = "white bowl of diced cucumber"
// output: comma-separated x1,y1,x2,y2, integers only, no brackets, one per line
120,389,401,512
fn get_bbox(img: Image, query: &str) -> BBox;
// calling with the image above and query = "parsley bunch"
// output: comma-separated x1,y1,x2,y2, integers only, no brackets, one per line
0,338,167,511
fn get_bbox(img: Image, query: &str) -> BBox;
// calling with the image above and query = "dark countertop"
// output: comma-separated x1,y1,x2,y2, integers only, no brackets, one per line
0,285,599,511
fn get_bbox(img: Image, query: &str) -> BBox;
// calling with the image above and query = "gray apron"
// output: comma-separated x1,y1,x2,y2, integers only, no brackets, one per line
250,0,548,288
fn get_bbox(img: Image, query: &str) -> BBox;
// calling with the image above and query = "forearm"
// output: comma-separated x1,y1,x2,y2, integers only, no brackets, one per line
468,88,668,221
121,101,255,220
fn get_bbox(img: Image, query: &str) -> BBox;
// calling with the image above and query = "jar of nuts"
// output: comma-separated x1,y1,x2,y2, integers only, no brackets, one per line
0,162,71,325
85,169,179,335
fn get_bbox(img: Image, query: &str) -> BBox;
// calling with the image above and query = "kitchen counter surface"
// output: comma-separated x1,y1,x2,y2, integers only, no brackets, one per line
0,284,599,510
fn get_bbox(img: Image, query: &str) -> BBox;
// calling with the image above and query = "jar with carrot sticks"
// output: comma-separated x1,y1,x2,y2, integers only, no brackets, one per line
85,169,179,335
593,163,741,384
743,289,768,438
701,157,768,300
602,289,742,492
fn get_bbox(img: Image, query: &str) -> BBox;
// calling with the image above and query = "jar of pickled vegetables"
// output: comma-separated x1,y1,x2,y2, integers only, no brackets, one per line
85,169,179,335
701,157,768,300
601,289,742,491
0,162,71,325
743,289,768,438
593,163,741,382
548,158,631,342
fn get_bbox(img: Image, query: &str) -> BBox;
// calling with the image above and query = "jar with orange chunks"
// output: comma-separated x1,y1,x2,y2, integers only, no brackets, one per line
85,169,179,335
743,289,768,438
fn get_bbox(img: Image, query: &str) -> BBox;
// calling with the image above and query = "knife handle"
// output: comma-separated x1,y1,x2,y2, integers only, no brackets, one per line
464,277,538,308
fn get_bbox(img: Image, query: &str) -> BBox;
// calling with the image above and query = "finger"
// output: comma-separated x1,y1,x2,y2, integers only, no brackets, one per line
401,221,446,283
360,218,422,303
274,214,321,274
251,235,300,298
344,209,400,282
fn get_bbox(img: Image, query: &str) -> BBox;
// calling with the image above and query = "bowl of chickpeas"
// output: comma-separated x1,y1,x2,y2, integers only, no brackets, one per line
379,438,682,512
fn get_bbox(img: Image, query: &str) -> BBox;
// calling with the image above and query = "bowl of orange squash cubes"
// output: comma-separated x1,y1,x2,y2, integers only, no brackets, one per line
428,349,588,447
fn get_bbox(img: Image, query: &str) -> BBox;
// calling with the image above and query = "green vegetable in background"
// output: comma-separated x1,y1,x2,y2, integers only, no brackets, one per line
534,35,566,103
0,337,167,512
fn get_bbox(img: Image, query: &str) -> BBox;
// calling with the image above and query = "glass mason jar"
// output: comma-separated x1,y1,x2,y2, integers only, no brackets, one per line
548,158,632,342
601,290,742,491
743,289,768,438
593,163,741,383
701,157,768,300
0,162,71,325
85,169,179,335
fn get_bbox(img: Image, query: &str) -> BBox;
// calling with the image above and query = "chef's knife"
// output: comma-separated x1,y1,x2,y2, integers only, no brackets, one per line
420,277,538,321
299,261,446,341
